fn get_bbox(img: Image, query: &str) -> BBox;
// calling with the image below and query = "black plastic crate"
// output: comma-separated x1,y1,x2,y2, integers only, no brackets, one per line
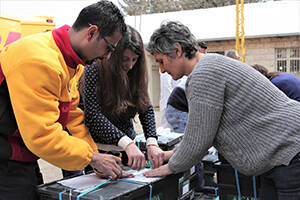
178,190,195,200
178,173,198,198
199,154,218,194
176,165,201,200
214,159,260,200
136,132,183,151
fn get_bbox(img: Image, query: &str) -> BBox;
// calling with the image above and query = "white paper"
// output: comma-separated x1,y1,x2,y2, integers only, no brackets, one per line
58,173,106,192
156,129,183,139
136,128,183,143
57,168,162,192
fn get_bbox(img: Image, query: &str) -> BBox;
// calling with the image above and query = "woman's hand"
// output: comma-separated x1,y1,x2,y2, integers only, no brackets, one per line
125,142,145,170
147,145,164,169
143,164,173,177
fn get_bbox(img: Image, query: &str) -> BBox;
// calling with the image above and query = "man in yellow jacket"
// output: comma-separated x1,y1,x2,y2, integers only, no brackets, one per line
0,1,127,199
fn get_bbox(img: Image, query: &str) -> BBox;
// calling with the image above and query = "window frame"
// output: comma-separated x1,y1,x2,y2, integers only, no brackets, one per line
275,48,300,75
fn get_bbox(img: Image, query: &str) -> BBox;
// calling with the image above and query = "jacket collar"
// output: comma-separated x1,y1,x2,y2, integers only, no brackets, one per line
52,25,85,69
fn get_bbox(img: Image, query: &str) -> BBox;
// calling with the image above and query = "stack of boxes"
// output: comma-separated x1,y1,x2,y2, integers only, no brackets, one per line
214,155,260,200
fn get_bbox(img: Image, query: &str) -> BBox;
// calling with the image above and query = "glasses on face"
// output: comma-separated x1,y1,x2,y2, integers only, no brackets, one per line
101,33,116,55
89,24,116,56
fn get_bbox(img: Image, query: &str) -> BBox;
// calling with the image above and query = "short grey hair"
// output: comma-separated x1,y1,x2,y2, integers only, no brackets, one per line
226,50,240,60
147,21,198,59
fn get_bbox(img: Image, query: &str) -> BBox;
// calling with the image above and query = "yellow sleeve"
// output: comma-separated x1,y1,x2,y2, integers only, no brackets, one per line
67,64,98,152
4,59,94,170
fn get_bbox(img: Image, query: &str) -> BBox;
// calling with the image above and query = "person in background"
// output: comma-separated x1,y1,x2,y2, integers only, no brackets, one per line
198,41,207,54
226,49,240,60
144,21,300,200
165,78,188,133
159,72,178,129
81,25,164,171
252,64,300,102
0,1,127,199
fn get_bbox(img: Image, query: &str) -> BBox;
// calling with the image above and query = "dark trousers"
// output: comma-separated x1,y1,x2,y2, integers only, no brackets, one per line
0,160,40,200
34,161,44,185
259,153,300,200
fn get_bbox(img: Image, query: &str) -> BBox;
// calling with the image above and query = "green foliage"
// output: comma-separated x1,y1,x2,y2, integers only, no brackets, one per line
119,0,267,16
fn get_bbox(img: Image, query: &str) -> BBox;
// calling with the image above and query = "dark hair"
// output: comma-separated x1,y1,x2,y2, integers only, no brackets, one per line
252,64,281,80
97,25,150,119
147,21,198,59
72,0,127,37
198,41,207,49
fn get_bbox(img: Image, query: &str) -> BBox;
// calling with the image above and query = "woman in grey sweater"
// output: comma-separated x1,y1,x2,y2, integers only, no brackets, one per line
144,21,300,200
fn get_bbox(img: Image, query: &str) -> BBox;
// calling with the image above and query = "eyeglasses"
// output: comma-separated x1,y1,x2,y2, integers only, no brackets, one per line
100,32,116,55
89,24,116,55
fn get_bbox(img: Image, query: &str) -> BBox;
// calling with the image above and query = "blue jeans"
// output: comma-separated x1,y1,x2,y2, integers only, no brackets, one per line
259,153,300,200
165,104,188,133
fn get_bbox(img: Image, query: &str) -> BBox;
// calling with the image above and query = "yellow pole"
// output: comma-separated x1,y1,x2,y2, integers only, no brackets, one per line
241,0,245,62
235,0,240,55
236,0,245,62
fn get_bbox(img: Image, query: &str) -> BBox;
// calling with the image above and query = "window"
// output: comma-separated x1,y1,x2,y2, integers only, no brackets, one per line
275,48,300,75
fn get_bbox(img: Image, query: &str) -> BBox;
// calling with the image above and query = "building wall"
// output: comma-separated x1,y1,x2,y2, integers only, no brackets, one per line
146,51,160,107
207,35,300,72
147,35,300,108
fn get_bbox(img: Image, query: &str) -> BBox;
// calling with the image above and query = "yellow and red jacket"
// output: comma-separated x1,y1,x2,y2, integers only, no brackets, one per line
0,25,98,170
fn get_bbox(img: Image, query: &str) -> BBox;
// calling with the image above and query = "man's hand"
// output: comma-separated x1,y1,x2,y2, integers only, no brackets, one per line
163,150,174,162
147,145,164,169
94,169,134,179
89,152,122,180
120,170,135,178
143,164,173,177
125,143,145,170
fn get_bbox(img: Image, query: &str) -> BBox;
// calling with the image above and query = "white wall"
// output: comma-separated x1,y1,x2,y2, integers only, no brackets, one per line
125,1,300,43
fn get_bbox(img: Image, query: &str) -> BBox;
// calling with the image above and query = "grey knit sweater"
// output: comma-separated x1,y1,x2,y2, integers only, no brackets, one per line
168,54,300,176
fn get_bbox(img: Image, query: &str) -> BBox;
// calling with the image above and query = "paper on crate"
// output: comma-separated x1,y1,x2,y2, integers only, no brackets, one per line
58,168,161,192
